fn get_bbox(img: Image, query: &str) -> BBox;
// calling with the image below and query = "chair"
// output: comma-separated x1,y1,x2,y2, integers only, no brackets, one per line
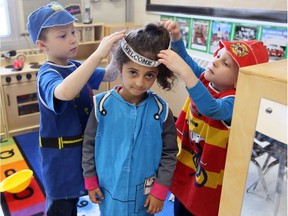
246,131,287,215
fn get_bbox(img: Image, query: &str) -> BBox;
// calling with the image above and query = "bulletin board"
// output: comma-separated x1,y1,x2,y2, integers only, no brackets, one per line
160,13,288,61
146,0,287,23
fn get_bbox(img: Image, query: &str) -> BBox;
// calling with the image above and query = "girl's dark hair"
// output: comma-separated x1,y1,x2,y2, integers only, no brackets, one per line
115,23,177,91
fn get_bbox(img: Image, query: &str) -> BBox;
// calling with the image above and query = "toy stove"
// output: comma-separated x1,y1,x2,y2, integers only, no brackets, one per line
0,50,45,135
1,63,40,84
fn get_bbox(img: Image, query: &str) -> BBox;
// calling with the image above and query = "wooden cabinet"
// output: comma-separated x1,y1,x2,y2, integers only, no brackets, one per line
74,22,104,60
104,23,142,36
74,22,104,44
256,98,287,143
218,59,287,215
0,85,7,139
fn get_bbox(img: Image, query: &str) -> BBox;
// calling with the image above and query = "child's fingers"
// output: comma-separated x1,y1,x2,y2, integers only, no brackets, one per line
110,30,126,40
88,190,98,203
101,30,126,44
144,196,150,208
95,188,104,200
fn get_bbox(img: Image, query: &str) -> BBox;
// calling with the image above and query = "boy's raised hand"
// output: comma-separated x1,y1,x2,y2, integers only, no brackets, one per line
160,20,182,42
103,41,121,82
158,50,198,88
158,49,190,75
94,30,126,60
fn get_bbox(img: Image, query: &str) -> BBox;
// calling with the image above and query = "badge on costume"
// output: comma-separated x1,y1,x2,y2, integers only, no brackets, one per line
144,176,155,195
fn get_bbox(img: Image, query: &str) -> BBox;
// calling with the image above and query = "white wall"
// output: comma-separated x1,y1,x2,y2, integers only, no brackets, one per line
1,0,129,51
89,0,161,25
88,0,126,24
1,0,163,51
131,0,160,24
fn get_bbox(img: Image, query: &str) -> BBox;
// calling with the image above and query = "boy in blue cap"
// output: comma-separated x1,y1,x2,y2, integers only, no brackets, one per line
26,2,125,215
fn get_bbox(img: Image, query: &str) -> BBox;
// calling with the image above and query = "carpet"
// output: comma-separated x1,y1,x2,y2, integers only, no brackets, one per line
1,132,173,216
0,136,46,216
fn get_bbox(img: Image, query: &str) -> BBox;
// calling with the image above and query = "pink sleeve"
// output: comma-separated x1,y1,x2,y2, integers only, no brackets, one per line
84,176,99,190
150,181,169,201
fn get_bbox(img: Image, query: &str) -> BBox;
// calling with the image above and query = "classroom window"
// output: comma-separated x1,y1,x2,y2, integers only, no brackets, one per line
0,0,10,37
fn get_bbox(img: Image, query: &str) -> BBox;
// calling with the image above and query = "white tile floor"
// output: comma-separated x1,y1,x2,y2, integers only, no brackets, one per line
241,140,287,216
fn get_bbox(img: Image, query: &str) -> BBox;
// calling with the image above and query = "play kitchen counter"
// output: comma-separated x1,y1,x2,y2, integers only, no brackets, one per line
0,50,45,139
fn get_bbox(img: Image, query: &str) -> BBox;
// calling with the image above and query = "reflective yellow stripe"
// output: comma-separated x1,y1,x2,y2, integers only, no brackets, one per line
177,147,196,170
62,137,83,144
177,148,224,189
40,136,83,149
58,137,62,149
188,117,229,149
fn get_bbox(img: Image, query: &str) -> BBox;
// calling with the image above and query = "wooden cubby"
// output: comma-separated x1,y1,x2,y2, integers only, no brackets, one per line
218,59,287,216
74,22,104,44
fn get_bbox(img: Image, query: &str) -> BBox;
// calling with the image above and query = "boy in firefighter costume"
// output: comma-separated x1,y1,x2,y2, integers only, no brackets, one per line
82,23,179,215
27,2,125,215
158,20,269,216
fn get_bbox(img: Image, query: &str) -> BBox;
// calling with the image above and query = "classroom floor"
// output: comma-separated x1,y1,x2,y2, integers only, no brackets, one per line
0,133,286,216
241,152,287,216
1,172,286,216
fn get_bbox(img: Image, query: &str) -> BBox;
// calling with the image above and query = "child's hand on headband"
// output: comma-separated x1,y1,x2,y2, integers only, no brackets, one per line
104,40,121,82
95,30,126,60
160,20,182,42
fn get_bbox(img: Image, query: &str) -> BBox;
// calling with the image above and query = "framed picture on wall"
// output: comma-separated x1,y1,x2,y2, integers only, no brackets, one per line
175,17,192,48
233,23,260,41
260,26,287,60
160,15,175,21
209,21,233,54
190,19,210,52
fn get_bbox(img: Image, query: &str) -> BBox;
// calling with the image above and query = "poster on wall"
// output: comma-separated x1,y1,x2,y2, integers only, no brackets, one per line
190,19,210,52
65,4,82,22
175,17,192,48
209,21,233,54
147,0,287,23
160,15,175,21
260,26,287,60
233,23,260,41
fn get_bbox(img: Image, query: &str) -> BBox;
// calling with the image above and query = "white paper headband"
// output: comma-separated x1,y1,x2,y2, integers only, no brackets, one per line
121,39,161,67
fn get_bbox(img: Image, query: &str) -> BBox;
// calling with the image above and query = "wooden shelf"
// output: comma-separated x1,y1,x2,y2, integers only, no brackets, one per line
104,23,142,35
74,22,104,44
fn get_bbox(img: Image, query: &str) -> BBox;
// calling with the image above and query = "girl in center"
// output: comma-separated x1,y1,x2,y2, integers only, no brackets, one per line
82,23,179,216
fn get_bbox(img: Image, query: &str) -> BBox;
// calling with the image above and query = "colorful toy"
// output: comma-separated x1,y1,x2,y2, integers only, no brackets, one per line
0,169,33,193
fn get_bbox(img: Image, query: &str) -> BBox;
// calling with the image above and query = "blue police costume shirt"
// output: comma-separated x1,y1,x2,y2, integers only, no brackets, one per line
37,60,104,199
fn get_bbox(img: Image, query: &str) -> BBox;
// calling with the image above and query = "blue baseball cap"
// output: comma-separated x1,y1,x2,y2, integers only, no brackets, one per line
27,2,77,44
